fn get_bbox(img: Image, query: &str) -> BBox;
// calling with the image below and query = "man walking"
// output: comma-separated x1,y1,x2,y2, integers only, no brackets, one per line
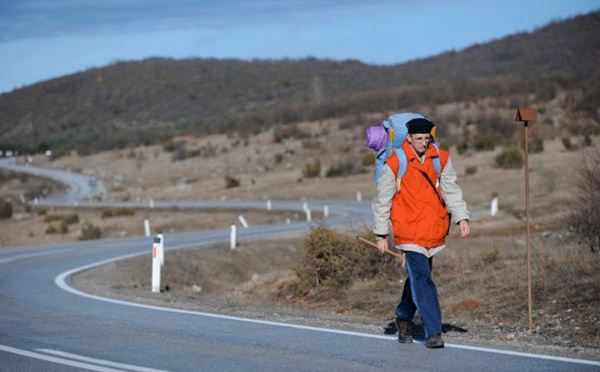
372,115,470,348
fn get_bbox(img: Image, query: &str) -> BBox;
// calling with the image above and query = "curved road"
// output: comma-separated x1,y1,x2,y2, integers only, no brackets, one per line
0,159,598,371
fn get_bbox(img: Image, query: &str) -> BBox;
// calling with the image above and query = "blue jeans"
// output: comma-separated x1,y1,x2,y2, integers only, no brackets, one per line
395,251,442,338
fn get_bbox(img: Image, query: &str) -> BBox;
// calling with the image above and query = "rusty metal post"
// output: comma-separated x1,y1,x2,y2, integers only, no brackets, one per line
515,108,537,331
524,120,533,331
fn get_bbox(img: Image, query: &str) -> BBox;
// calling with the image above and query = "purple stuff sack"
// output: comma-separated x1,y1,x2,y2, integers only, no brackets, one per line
365,124,388,151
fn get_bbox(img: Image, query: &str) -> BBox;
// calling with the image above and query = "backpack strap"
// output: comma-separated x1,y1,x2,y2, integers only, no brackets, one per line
396,149,407,193
431,143,441,174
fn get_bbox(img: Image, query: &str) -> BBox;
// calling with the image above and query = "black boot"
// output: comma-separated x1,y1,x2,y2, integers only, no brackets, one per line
425,334,445,349
395,320,413,344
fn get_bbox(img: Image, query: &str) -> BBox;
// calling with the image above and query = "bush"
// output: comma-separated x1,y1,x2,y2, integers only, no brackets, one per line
289,226,399,298
326,161,367,178
526,137,544,153
273,124,309,143
567,146,600,253
0,198,13,219
495,147,524,169
472,134,496,152
64,214,79,224
456,141,469,155
225,175,241,188
361,152,376,167
562,137,576,151
79,224,102,240
302,158,321,178
465,166,478,176
59,219,69,234
481,246,499,265
44,213,79,224
102,208,135,218
163,140,182,152
45,225,58,234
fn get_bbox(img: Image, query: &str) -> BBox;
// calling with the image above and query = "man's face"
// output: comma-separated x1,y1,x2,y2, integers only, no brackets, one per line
407,133,431,155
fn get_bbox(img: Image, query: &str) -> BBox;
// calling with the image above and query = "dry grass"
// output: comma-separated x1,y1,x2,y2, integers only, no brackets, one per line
72,227,600,353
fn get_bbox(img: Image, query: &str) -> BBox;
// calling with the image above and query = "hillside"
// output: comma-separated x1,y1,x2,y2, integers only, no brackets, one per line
0,10,599,155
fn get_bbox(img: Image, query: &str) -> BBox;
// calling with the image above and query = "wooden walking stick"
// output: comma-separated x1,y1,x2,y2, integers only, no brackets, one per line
357,236,405,268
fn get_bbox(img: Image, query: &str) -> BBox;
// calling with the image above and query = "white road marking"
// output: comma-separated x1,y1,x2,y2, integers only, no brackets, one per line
55,248,600,368
0,344,126,372
0,248,74,264
38,349,169,372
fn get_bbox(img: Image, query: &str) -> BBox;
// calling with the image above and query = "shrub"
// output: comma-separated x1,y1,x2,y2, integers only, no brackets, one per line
45,225,58,234
163,140,181,152
59,219,69,234
273,124,309,143
225,175,241,188
43,213,79,224
0,198,13,219
495,147,523,169
465,166,478,176
302,158,321,178
562,137,576,151
289,225,399,298
481,246,499,265
102,208,135,218
456,141,469,155
64,214,79,224
567,146,600,253
526,137,544,153
326,161,367,178
44,214,65,222
79,224,102,240
472,134,496,152
361,152,376,167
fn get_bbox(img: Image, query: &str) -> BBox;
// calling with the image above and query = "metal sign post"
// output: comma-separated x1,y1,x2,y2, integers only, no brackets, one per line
515,107,537,330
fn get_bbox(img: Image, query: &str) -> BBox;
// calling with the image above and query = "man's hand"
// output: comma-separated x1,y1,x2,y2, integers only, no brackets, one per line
376,237,388,254
459,220,471,238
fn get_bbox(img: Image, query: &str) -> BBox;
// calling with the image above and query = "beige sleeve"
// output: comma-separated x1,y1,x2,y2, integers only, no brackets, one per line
372,165,396,235
440,156,470,223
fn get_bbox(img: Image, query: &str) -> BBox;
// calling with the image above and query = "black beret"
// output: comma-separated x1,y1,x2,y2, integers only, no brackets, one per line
406,118,435,134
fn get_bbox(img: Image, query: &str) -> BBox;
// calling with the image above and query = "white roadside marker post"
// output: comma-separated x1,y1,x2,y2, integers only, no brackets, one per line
238,215,249,228
144,219,151,237
356,191,362,202
491,196,499,217
306,208,312,222
324,206,329,218
151,234,162,293
266,200,272,211
230,224,236,250
149,199,154,209
158,232,164,266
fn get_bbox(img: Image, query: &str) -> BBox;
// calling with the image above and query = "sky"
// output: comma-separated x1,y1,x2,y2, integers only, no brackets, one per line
1,0,599,94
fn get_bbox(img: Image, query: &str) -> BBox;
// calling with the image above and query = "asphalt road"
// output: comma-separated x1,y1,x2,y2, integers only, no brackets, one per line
1,159,599,371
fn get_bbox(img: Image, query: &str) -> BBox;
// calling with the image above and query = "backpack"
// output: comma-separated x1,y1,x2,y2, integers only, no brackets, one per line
365,112,441,184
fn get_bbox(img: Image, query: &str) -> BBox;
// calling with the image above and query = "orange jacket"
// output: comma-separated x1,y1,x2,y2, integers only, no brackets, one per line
387,141,450,248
